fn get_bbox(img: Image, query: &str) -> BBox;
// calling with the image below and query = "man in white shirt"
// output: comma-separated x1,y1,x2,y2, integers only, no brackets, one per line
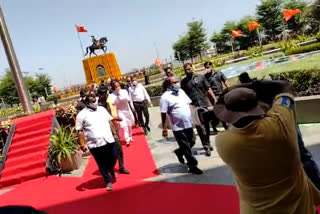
160,76,203,175
129,77,153,134
76,94,117,191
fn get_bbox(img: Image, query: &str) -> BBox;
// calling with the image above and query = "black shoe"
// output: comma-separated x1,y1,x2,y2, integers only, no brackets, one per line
189,167,203,175
143,127,149,135
174,150,185,164
210,146,214,151
204,149,211,157
119,168,130,174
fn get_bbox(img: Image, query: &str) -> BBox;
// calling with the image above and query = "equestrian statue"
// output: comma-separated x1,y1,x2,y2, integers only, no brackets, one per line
85,36,108,57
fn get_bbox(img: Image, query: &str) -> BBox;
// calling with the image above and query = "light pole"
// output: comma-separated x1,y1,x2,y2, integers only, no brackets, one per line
0,3,32,112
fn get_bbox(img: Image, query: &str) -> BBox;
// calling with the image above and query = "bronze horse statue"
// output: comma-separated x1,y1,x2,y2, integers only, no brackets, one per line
85,37,108,57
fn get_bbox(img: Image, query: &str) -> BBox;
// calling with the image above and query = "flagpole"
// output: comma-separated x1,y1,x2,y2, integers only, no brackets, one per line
77,30,85,57
257,28,262,46
230,38,234,56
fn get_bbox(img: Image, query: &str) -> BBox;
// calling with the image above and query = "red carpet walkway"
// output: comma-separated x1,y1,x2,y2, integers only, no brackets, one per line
0,110,55,188
0,127,240,213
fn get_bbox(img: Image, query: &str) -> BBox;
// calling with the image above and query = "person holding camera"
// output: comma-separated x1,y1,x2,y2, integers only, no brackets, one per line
214,80,320,213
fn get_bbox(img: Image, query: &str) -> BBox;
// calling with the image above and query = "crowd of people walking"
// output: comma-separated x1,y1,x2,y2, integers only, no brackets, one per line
75,61,320,213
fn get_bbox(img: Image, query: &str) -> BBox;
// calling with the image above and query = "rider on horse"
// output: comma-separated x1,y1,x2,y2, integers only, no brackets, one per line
91,36,99,48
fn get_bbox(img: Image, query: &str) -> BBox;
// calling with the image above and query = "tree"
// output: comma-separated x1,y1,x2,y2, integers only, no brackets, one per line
257,0,284,41
211,32,229,53
186,20,208,60
284,0,307,34
173,34,190,63
211,21,237,53
305,0,320,33
0,70,52,105
30,74,52,98
237,16,260,49
0,71,20,105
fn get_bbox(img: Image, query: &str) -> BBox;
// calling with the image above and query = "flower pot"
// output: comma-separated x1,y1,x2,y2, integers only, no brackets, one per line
60,150,83,172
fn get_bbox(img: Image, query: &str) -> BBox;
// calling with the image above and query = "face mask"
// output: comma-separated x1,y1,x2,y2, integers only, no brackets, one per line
169,83,180,96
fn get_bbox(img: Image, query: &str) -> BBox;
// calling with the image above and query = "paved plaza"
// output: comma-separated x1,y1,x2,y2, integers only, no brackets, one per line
145,107,320,186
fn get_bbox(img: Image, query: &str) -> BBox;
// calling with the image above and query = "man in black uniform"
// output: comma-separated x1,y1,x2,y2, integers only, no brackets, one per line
181,63,217,157
204,61,229,132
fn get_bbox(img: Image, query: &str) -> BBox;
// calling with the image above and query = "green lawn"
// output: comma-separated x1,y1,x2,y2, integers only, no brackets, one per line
249,53,320,79
226,53,320,86
217,52,284,70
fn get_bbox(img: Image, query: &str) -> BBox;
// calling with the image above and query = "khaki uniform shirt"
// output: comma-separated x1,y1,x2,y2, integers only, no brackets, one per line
216,93,320,213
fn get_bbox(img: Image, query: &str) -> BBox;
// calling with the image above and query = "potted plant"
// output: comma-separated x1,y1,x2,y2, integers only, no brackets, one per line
49,127,82,172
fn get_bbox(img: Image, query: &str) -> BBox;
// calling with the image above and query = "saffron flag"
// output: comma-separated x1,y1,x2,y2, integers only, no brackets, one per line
283,9,301,22
75,25,88,33
53,87,58,93
232,30,243,38
68,84,72,90
155,59,162,67
248,21,261,32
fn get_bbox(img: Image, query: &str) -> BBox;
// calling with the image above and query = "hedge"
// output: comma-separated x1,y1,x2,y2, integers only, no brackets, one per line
285,43,320,55
270,69,320,96
146,85,162,97
46,94,61,102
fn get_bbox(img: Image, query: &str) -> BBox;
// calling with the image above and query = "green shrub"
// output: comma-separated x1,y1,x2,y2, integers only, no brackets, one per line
148,68,161,76
33,104,41,113
285,43,320,55
315,31,320,41
146,85,162,97
279,40,298,52
245,46,263,59
213,59,226,67
47,94,61,102
174,67,185,78
270,69,320,92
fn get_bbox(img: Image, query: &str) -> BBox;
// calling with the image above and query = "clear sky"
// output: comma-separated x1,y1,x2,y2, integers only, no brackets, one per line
0,0,259,88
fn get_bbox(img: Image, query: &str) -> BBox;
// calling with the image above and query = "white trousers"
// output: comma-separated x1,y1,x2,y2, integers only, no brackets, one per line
123,125,132,142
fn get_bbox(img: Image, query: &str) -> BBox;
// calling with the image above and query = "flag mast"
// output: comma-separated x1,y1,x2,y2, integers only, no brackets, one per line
75,25,85,57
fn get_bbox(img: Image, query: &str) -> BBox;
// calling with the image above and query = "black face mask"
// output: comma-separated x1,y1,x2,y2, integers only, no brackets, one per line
185,69,193,77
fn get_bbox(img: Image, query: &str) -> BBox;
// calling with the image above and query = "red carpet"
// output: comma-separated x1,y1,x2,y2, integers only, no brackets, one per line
0,110,55,188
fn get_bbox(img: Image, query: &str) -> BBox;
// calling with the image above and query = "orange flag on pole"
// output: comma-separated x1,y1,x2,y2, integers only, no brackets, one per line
75,25,88,33
155,59,162,67
248,21,261,32
232,30,243,38
283,9,301,22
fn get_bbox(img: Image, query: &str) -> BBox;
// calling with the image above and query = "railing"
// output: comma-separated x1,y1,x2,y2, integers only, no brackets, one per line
0,124,16,177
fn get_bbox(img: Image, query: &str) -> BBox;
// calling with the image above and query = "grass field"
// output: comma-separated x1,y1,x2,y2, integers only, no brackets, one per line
249,53,320,78
218,52,284,70
225,53,320,86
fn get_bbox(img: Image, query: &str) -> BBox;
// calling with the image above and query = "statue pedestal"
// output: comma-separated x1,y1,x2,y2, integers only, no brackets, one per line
82,53,122,84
